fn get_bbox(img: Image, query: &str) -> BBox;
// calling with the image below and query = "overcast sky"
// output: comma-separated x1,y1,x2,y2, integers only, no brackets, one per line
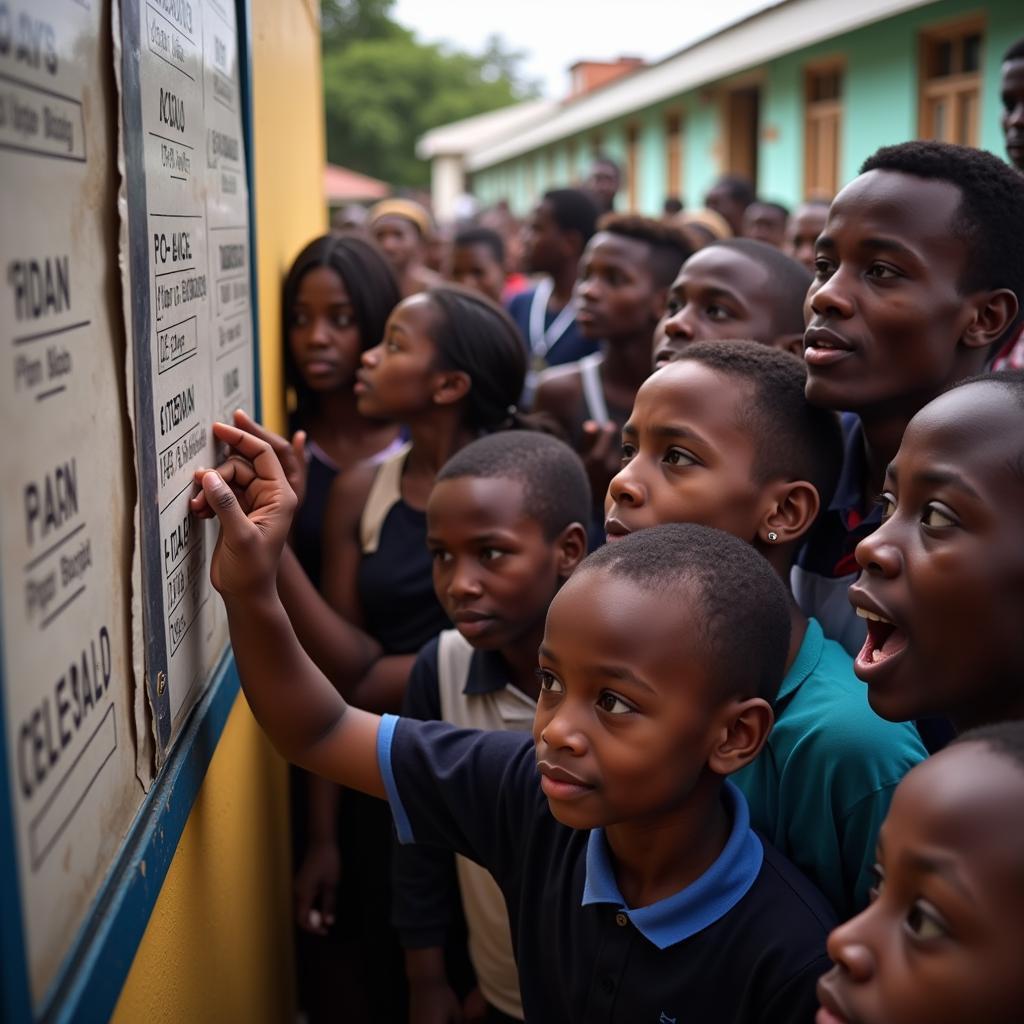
393,0,776,98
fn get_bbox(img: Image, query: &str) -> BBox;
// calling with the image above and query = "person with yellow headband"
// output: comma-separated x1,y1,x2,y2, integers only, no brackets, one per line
369,198,445,299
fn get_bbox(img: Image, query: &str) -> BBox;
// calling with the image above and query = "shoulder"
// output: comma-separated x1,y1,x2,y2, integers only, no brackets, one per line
771,626,926,790
403,636,443,719
534,362,584,406
506,288,535,316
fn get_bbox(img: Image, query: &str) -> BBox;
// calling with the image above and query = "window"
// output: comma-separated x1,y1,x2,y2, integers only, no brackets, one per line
805,63,843,197
725,86,760,188
665,110,684,201
919,20,984,146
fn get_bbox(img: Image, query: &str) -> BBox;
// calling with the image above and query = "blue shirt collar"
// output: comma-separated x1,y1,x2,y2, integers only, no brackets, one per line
463,647,514,696
581,781,763,949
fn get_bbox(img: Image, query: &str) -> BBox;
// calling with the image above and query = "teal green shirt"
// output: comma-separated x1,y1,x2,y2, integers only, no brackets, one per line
733,618,926,918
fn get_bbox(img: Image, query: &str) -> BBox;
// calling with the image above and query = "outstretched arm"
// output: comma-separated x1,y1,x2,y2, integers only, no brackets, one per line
193,421,385,795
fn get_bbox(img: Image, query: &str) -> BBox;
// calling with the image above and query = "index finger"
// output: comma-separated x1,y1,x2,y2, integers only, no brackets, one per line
211,421,289,484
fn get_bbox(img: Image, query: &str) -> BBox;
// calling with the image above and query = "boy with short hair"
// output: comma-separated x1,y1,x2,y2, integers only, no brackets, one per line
1001,38,1024,173
653,239,812,366
449,226,508,305
394,432,590,1023
785,199,830,272
742,200,789,248
194,429,835,1023
704,174,755,236
848,370,1024,734
506,188,600,400
605,342,925,916
797,141,1023,663
818,721,1024,1024
533,214,691,518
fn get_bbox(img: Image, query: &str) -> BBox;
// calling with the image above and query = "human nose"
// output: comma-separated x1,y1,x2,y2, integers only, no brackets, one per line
360,345,380,368
662,305,695,340
855,519,903,578
608,459,645,507
577,273,600,302
826,908,879,983
447,556,483,600
538,701,588,755
808,266,855,320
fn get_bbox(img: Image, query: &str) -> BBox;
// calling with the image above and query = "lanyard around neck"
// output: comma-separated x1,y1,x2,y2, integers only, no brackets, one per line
528,277,576,361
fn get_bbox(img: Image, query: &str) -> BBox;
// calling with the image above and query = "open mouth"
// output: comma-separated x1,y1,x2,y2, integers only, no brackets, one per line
855,606,908,669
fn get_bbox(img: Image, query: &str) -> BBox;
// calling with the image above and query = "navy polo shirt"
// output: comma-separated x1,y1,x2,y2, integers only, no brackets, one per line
378,716,834,1023
792,413,879,658
507,287,598,368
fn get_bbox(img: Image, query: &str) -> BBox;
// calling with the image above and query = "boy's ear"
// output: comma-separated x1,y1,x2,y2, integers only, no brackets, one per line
771,332,805,357
757,479,820,547
708,697,774,776
554,522,588,578
962,289,1019,351
432,369,472,408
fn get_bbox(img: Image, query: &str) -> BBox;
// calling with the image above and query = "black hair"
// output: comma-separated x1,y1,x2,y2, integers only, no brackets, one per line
672,340,843,514
709,175,756,207
591,153,621,178
750,200,790,221
454,226,505,265
953,720,1024,779
436,431,591,540
704,238,813,337
663,196,684,215
283,233,401,426
424,285,528,433
860,142,1024,314
542,188,600,249
576,523,791,702
597,213,694,287
1003,38,1024,63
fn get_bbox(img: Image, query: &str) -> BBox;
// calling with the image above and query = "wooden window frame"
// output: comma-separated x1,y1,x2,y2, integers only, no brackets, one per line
918,16,985,147
804,58,844,199
665,108,684,202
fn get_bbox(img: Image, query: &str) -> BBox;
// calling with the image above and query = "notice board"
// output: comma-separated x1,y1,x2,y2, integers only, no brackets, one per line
0,0,258,1018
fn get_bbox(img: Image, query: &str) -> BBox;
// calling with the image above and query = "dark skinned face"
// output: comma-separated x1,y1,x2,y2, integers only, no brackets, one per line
803,171,981,417
848,383,1024,730
652,248,778,367
605,363,766,543
521,201,572,276
354,294,439,420
371,215,423,275
534,570,724,830
427,476,575,652
741,203,787,248
1001,58,1024,172
450,243,506,304
785,203,829,272
817,742,1024,1024
704,183,747,235
575,232,662,343
288,267,363,392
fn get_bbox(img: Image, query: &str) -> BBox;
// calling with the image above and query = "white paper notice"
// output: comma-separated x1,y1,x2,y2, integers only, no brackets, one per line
0,0,144,1006
120,0,254,755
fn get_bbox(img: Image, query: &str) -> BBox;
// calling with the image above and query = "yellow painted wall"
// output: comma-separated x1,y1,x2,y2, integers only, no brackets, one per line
111,0,326,1019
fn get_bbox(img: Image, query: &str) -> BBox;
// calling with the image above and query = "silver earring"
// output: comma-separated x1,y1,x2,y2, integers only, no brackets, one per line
767,531,779,542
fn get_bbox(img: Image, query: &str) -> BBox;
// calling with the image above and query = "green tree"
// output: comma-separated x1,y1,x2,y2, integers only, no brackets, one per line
321,4,540,188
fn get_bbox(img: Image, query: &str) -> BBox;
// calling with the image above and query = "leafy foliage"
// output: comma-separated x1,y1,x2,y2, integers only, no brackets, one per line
321,1,540,188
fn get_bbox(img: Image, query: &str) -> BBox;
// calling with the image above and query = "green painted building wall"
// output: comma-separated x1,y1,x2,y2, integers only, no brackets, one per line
470,0,1021,217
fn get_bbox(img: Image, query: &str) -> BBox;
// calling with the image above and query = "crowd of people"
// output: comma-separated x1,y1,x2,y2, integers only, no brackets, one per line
191,39,1024,1024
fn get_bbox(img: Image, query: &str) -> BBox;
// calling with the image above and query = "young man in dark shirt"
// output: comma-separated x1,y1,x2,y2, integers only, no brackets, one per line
192,432,835,1023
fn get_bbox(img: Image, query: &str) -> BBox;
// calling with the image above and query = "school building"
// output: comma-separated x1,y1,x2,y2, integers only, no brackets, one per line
421,0,1022,220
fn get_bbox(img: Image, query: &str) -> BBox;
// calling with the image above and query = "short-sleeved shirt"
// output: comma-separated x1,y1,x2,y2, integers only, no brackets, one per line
378,716,835,1023
507,286,597,370
732,618,926,917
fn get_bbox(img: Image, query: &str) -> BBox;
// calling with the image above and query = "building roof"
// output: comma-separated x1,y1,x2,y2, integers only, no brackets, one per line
324,163,390,203
466,0,932,171
416,99,558,160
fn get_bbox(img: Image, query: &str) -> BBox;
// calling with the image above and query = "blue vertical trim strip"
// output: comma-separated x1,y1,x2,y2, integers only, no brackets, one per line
235,0,262,422
0,573,35,1023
